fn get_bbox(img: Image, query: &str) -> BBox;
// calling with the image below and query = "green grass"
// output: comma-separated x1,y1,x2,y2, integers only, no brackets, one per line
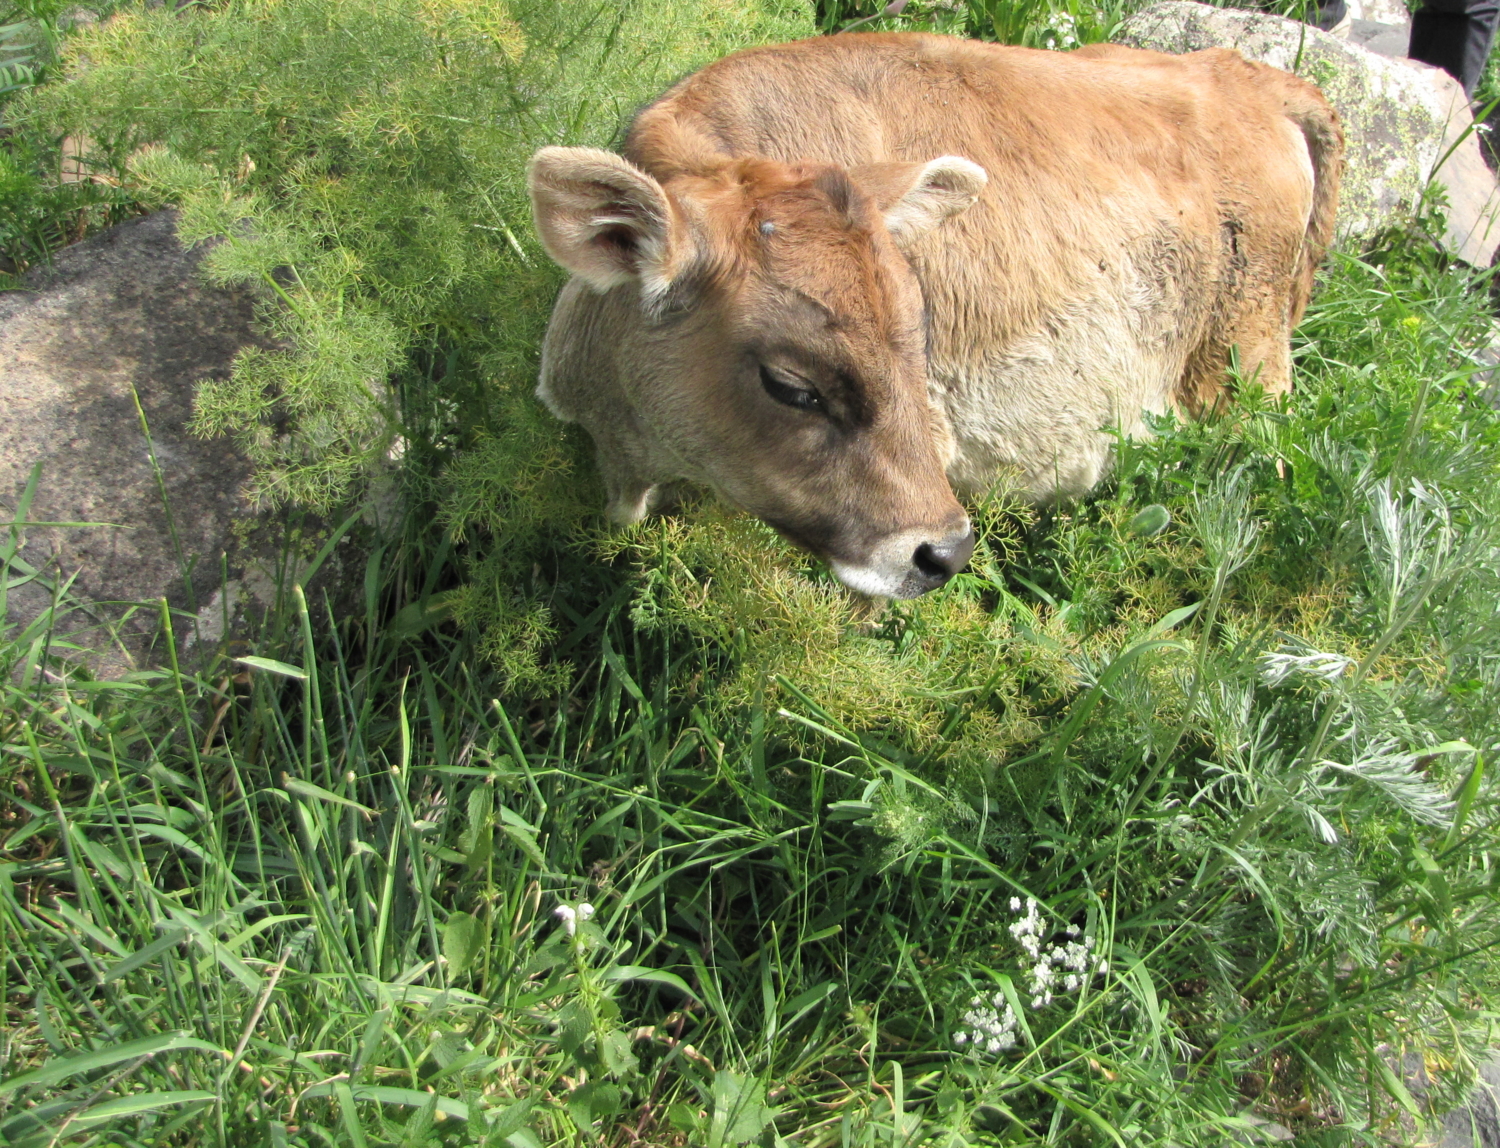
5,0,1500,1145
0,0,139,281
812,0,1332,47
4,224,1500,1146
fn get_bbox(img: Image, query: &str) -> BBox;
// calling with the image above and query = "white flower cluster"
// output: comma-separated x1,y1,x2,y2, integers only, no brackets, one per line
1040,12,1077,50
953,990,1018,1057
1008,897,1107,1009
554,901,594,936
953,900,1110,1059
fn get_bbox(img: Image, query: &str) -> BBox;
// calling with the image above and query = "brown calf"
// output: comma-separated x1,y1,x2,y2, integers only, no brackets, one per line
528,33,1342,597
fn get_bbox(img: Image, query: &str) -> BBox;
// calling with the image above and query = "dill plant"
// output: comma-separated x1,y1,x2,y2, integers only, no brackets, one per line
20,0,810,507
15,0,811,686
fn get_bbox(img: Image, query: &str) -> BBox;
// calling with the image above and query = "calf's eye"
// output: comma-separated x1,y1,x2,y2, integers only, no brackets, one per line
759,365,824,413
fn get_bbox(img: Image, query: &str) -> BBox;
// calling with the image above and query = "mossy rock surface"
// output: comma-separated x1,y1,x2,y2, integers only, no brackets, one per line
1115,0,1500,265
0,210,360,674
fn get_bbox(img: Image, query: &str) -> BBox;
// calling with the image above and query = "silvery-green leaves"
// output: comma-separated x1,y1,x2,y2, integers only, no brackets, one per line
1363,477,1459,633
1258,638,1354,688
1317,742,1457,829
1190,467,1261,578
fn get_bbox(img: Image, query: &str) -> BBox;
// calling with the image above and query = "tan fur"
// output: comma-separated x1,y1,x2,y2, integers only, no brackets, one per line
529,33,1343,596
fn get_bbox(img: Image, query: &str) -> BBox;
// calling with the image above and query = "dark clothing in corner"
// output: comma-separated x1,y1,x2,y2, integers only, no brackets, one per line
1308,0,1496,100
1409,0,1500,97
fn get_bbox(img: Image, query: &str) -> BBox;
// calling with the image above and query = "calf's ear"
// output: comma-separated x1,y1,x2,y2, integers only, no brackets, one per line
851,156,987,248
528,147,688,298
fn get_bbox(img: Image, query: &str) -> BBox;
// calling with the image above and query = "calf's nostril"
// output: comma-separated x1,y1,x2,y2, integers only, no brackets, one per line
912,543,948,582
912,527,976,583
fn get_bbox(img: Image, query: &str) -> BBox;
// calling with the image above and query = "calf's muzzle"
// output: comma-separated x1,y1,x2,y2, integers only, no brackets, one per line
828,513,976,599
913,526,976,588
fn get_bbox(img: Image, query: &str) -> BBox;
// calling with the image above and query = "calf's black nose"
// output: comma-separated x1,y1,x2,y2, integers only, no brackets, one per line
912,526,976,587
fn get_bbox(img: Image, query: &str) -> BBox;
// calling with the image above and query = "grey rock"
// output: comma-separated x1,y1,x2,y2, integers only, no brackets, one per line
1463,320,1500,407
1115,2,1500,266
1348,17,1411,61
1438,1058,1500,1146
1349,0,1411,26
0,210,323,676
1400,1049,1500,1147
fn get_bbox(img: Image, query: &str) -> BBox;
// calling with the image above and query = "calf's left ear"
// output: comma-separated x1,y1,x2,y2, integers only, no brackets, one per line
851,156,988,248
528,146,690,301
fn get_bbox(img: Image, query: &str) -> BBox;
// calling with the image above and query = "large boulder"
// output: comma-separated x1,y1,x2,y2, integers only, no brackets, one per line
1115,1,1500,267
1437,1055,1500,1147
0,210,342,676
1346,2,1413,64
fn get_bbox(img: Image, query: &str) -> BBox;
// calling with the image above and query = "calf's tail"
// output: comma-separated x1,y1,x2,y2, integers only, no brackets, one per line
1282,83,1345,324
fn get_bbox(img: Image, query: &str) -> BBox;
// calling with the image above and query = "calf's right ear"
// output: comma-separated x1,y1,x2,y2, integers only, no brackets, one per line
851,156,988,249
528,147,687,300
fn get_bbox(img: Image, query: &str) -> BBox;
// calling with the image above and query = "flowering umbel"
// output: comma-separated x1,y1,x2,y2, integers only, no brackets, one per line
956,898,1109,1058
1009,896,1107,1009
954,991,1018,1055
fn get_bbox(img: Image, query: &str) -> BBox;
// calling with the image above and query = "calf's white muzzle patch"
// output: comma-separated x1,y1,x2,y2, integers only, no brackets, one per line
828,518,976,599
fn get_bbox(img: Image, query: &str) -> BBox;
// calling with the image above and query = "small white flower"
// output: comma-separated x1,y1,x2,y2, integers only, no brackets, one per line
954,991,1019,1058
1009,897,1021,911
555,901,594,936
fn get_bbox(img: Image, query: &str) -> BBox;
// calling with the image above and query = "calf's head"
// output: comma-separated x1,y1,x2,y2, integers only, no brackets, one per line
527,145,986,598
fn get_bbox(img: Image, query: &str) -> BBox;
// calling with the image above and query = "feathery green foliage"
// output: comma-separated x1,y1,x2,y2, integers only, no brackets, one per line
0,0,139,280
19,0,809,505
